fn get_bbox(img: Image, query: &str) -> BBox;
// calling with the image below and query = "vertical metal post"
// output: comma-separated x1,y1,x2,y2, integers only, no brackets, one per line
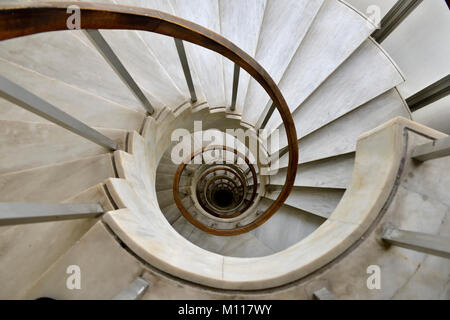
406,74,450,112
0,202,104,226
412,135,450,162
174,38,197,103
230,64,240,111
259,102,275,129
84,29,154,115
313,288,337,300
0,75,119,150
113,277,150,300
372,0,423,43
382,225,450,259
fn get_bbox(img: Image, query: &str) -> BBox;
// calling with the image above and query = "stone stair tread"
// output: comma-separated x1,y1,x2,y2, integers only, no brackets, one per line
241,0,324,126
0,119,126,175
264,186,345,219
274,38,405,151
0,31,145,112
263,0,376,132
0,154,116,202
269,153,355,189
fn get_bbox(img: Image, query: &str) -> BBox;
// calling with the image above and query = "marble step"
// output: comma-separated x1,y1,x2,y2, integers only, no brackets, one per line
171,209,197,240
219,0,267,115
24,221,143,300
156,189,179,209
156,162,181,175
170,204,275,258
170,0,225,108
156,172,190,192
268,153,355,190
82,28,187,108
264,186,345,219
0,57,145,130
161,195,193,225
241,0,324,127
185,227,274,258
0,183,114,299
0,120,126,175
272,88,410,169
262,0,376,131
251,198,325,252
0,31,149,112
274,39,405,151
0,154,116,202
102,0,207,104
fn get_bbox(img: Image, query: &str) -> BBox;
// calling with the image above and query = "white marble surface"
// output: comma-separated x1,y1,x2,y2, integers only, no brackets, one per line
270,153,355,189
219,0,266,114
265,187,345,219
251,198,325,252
170,0,225,107
24,221,143,300
264,0,376,132
0,31,146,112
103,178,225,288
156,173,190,191
241,0,324,126
0,184,113,299
98,117,407,290
0,57,145,130
109,0,207,103
217,118,405,290
296,88,410,163
0,120,126,175
162,196,191,224
273,37,406,153
1,0,447,299
94,29,186,108
0,154,115,202
187,227,274,258
273,88,410,170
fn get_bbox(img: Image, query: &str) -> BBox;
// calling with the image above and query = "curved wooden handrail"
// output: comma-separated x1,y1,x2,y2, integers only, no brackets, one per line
0,2,298,236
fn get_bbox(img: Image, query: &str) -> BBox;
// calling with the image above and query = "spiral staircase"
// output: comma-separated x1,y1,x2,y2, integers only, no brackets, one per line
0,0,449,300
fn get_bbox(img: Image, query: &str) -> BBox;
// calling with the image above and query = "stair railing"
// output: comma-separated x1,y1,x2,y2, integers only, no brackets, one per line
0,2,298,232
